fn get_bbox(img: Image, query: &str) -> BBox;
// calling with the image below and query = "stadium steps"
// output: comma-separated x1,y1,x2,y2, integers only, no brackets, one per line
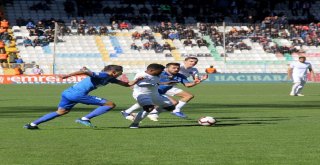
203,36,222,61
95,36,109,61
42,46,52,54
165,39,182,61
109,36,123,58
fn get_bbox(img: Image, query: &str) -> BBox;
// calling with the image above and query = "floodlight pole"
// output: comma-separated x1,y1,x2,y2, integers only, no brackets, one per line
223,22,227,72
53,22,58,74
223,22,226,63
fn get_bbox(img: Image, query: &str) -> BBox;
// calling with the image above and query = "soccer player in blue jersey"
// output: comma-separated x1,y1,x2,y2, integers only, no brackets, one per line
24,65,142,129
122,62,201,121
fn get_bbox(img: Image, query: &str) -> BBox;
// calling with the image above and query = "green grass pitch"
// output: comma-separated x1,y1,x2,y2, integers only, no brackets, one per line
1,83,320,165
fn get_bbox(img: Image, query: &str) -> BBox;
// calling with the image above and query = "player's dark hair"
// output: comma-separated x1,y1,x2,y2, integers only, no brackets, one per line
185,57,198,61
166,62,180,68
147,63,165,71
102,65,123,72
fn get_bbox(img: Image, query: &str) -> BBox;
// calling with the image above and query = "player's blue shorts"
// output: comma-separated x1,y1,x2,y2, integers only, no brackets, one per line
58,90,107,110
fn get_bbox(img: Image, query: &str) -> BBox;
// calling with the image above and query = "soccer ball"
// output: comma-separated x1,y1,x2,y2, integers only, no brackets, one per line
198,116,216,126
125,113,137,121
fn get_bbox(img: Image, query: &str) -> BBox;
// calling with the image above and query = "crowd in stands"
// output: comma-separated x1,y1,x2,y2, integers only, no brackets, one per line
2,0,320,75
0,18,26,73
59,0,318,25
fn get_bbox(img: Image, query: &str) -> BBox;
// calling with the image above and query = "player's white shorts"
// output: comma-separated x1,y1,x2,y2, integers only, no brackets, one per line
292,76,307,83
133,94,173,108
165,87,183,96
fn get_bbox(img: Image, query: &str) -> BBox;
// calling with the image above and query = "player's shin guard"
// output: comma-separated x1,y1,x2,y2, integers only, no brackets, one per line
84,106,112,119
32,112,60,125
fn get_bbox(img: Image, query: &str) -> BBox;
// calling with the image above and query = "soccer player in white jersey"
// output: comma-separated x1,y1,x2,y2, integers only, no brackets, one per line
288,56,315,96
122,57,207,121
129,63,176,128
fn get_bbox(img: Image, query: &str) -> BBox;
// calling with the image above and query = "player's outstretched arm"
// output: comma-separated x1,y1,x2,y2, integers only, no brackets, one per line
159,81,179,85
116,77,144,87
60,67,93,79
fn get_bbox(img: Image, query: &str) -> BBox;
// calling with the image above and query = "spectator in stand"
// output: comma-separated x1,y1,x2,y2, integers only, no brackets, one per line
0,19,9,30
8,52,18,63
168,30,179,40
70,18,78,29
79,19,87,28
143,41,151,50
59,24,71,36
0,32,12,45
32,65,44,75
183,38,193,47
163,42,171,51
131,43,141,51
141,30,153,40
111,21,118,30
23,37,33,47
6,42,18,54
77,26,85,35
197,38,208,47
87,26,98,35
132,31,141,40
15,56,24,64
0,26,6,35
119,21,129,30
205,65,217,74
99,26,107,35
14,65,23,75
0,47,7,67
26,21,35,30
0,40,4,49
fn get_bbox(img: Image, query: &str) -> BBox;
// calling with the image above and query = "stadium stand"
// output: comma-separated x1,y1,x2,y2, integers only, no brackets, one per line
1,0,320,75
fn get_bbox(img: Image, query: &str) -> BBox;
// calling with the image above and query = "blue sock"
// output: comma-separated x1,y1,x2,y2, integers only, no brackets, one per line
32,112,60,125
84,106,112,119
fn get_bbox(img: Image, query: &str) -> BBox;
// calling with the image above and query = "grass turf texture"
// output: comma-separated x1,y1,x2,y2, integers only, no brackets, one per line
0,83,320,165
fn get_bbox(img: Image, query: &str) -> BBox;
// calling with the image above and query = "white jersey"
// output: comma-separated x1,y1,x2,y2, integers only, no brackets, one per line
133,72,160,96
290,61,312,78
179,64,199,79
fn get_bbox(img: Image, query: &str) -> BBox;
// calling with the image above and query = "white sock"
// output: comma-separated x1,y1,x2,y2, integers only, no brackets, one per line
149,109,158,114
133,110,148,124
291,83,300,95
124,103,141,114
30,123,37,126
81,117,90,121
173,101,186,113
296,85,304,94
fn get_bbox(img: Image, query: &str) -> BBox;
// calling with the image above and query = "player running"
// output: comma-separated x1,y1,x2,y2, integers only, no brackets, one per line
288,56,315,96
128,63,176,128
122,59,207,121
24,65,142,129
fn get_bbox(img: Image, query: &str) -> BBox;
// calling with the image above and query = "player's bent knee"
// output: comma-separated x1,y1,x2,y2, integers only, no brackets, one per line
143,105,155,112
104,101,116,108
163,105,175,111
185,94,194,101
171,100,178,105
56,109,70,115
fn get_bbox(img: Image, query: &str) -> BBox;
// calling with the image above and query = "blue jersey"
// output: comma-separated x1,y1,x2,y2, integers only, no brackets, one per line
158,71,189,94
65,72,120,95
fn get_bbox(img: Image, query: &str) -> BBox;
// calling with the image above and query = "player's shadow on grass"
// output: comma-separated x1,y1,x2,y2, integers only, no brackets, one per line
0,106,98,118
